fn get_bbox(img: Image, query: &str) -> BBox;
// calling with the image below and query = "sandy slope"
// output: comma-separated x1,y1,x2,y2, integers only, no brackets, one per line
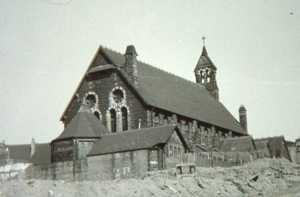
0,159,299,197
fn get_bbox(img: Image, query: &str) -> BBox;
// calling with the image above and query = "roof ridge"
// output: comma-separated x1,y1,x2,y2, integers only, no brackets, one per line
137,59,205,89
100,45,125,57
100,45,205,90
255,136,284,141
101,125,174,137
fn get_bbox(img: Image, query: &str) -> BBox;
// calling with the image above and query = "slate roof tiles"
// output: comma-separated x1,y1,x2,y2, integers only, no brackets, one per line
88,125,188,156
60,45,245,135
53,109,108,142
100,47,245,134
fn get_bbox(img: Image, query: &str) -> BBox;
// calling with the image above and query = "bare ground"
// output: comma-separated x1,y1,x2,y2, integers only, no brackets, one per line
0,159,299,197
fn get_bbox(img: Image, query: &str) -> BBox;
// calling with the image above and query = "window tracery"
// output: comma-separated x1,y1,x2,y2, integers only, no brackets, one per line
107,86,130,132
83,91,102,120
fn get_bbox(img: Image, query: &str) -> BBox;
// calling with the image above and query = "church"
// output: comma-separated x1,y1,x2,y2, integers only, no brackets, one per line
1,42,260,180
1,42,296,180
51,43,248,163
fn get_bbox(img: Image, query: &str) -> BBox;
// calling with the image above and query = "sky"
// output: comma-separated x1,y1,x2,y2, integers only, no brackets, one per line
0,0,299,144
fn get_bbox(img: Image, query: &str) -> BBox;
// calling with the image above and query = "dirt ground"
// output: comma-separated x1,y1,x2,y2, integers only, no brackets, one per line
0,158,299,197
275,181,300,197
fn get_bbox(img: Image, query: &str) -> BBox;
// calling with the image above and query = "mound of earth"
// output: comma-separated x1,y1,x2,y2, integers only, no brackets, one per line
0,159,299,197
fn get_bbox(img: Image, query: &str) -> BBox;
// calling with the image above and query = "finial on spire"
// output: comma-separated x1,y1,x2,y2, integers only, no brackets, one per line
202,36,206,46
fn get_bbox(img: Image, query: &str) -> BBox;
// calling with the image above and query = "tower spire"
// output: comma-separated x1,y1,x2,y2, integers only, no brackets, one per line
194,37,219,100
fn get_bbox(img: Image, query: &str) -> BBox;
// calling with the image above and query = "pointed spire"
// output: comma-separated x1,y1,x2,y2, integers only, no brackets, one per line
201,36,208,57
201,46,208,57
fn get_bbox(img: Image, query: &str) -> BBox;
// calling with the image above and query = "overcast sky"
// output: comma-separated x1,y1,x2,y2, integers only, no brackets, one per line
0,0,299,144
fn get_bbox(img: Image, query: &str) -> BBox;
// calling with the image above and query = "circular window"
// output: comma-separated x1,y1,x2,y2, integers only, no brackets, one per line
86,94,97,108
112,89,124,103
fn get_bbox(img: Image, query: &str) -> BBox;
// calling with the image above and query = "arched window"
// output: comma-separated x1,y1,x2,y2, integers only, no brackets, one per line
121,107,128,131
110,109,117,133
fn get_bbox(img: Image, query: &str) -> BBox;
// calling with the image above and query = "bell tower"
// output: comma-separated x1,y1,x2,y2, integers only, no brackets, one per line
194,37,219,100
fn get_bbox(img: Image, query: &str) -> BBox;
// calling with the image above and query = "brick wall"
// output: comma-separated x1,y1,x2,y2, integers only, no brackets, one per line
63,69,147,131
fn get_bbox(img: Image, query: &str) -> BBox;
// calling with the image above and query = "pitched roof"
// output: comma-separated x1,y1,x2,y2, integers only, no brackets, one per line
100,47,245,134
88,125,188,156
60,45,245,135
30,143,51,165
89,64,115,73
194,46,217,70
53,110,108,142
220,136,256,152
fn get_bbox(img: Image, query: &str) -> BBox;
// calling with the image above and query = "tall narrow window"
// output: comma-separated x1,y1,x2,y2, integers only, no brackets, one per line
110,109,117,133
121,107,128,131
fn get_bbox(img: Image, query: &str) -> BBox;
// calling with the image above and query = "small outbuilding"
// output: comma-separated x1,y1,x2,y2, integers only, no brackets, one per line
255,136,291,161
51,105,108,163
87,125,190,179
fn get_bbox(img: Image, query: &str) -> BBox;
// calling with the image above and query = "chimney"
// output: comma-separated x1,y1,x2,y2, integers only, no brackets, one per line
239,105,248,132
30,138,36,157
124,45,138,86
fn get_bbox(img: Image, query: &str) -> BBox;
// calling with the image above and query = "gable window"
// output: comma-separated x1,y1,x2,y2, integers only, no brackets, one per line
121,107,128,131
112,89,124,103
110,109,117,133
86,94,97,108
